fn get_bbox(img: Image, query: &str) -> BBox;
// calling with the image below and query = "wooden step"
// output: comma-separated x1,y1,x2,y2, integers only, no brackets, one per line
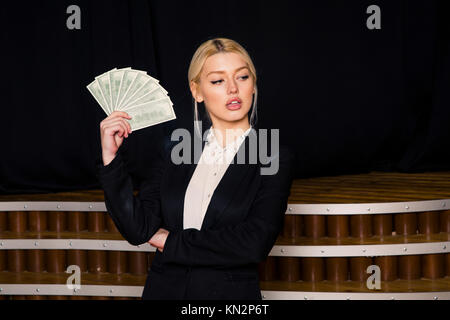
288,171,450,204
0,270,146,286
0,271,447,294
1,231,447,245
0,171,448,204
276,233,450,245
0,231,124,241
260,277,450,293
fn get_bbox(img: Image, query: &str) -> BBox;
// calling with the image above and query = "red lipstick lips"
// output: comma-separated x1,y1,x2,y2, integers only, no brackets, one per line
226,97,242,110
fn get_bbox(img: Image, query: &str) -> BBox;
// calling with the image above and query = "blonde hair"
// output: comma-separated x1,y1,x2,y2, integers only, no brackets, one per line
188,38,258,137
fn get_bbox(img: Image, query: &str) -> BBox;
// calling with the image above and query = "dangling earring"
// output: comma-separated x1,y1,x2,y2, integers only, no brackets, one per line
194,99,202,138
249,87,258,127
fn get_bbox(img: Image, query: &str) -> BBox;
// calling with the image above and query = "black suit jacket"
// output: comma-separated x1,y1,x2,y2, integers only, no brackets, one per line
97,128,295,300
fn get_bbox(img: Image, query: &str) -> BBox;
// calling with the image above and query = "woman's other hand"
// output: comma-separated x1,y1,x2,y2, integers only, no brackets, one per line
148,228,170,252
100,111,132,165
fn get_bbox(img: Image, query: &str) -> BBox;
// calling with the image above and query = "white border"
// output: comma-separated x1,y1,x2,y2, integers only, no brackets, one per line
261,290,450,300
0,285,448,300
0,239,154,252
0,284,143,297
0,201,106,212
0,240,447,256
0,199,448,215
270,242,450,257
286,199,449,215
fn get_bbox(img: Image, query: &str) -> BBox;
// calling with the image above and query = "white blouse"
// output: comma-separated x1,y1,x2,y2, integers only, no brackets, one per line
183,126,252,230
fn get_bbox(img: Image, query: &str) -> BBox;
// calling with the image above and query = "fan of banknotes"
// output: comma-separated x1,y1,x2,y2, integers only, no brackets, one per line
87,67,176,131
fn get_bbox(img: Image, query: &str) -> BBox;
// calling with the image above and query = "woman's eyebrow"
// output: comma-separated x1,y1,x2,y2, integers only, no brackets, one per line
206,66,248,76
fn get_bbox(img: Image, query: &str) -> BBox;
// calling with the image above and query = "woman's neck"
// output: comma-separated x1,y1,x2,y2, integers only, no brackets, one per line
210,119,251,148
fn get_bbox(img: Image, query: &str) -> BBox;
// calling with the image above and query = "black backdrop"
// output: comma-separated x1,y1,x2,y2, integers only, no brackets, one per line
1,0,449,194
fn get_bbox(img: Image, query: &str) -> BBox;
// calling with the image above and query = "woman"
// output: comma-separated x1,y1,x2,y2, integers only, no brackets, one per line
97,38,295,300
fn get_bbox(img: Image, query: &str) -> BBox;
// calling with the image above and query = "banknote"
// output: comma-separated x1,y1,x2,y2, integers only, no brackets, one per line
125,98,176,131
87,68,176,131
122,86,167,110
116,69,139,110
86,78,109,115
95,68,116,113
109,67,131,109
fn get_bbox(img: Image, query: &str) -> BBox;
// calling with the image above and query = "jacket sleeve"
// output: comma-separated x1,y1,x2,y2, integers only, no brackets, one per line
161,146,295,268
96,149,168,246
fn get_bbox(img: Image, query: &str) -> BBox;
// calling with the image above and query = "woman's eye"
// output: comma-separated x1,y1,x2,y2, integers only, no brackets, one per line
239,75,249,80
211,79,223,85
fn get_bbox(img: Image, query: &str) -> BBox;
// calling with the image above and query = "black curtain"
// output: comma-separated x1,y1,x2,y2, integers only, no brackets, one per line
1,0,449,194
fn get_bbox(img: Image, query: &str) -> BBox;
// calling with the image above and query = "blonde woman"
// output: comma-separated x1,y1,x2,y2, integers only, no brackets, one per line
98,38,295,300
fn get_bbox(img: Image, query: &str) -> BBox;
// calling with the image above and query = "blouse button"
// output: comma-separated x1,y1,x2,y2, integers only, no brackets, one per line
207,194,211,197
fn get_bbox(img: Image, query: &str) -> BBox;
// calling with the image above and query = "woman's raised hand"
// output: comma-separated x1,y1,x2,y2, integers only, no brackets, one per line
100,111,132,166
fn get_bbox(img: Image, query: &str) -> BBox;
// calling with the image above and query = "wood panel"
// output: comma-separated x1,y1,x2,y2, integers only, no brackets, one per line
276,232,450,245
288,171,450,204
0,171,448,204
1,230,448,245
260,277,450,293
0,271,448,293
0,271,146,286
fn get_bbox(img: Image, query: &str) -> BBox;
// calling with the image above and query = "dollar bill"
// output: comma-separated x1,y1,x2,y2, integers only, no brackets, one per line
87,68,176,131
125,97,176,131
119,72,151,109
116,69,139,110
124,87,167,109
86,79,109,115
95,68,116,113
109,67,131,109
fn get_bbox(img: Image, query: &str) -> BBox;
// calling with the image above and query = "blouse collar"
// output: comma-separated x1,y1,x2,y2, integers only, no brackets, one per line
205,125,252,152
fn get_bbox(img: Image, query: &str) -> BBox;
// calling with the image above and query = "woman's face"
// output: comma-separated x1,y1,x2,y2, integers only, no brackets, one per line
191,52,255,128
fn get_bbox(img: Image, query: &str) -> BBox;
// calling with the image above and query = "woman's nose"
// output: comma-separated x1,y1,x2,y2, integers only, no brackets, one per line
227,79,238,94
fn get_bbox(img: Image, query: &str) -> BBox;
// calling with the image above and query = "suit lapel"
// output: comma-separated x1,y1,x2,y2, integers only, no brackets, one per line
200,129,258,230
169,127,259,231
169,131,205,231
199,158,251,230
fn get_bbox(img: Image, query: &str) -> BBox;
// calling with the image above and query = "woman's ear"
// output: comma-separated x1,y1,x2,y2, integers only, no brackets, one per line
190,81,204,103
